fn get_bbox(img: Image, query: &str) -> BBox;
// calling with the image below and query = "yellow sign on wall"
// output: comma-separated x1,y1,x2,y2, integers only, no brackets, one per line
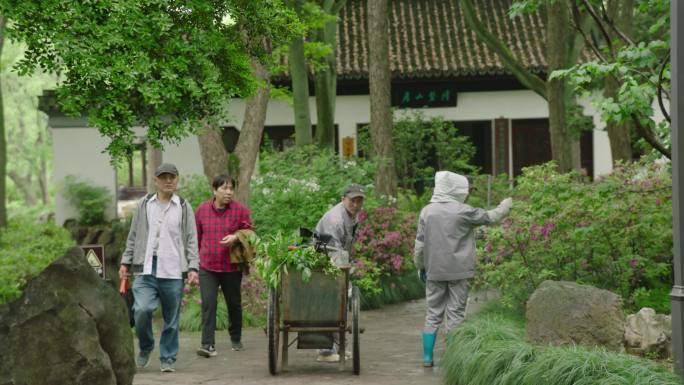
342,136,355,158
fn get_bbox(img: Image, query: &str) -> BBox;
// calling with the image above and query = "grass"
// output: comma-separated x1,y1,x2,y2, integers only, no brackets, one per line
443,303,680,385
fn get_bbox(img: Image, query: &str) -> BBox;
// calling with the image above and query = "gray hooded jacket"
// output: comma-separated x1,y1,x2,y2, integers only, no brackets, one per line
414,171,510,281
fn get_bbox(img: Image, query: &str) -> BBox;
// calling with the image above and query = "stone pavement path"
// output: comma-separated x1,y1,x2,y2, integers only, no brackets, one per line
133,292,492,385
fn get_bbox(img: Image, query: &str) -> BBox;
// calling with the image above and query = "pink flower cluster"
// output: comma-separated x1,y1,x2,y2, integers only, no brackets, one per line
354,207,417,275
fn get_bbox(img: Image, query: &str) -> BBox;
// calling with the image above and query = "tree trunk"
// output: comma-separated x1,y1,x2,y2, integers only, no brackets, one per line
37,130,49,204
546,1,580,172
289,0,313,146
7,171,37,206
313,0,344,149
603,0,634,164
234,60,270,204
290,38,312,146
368,0,397,198
146,143,162,192
0,17,7,227
197,120,229,184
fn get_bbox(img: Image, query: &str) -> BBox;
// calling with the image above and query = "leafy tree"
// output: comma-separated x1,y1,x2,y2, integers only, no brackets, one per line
311,0,346,149
367,0,397,199
2,40,56,209
358,111,478,194
461,0,586,172
0,16,6,228
0,0,302,162
552,0,671,159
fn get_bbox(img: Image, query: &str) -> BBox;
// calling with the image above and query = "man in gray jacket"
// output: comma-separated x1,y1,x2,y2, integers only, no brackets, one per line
118,163,200,373
414,171,512,368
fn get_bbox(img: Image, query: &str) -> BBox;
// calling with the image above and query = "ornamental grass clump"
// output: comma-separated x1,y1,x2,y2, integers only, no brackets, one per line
443,304,680,385
478,160,672,312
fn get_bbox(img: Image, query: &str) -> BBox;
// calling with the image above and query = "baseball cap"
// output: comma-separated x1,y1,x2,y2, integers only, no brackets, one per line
154,163,179,177
343,183,365,199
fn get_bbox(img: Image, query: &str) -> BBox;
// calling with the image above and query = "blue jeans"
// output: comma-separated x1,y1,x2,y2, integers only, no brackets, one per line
132,258,184,363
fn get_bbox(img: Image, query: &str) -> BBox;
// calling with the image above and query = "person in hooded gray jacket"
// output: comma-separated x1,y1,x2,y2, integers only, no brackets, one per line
414,171,512,368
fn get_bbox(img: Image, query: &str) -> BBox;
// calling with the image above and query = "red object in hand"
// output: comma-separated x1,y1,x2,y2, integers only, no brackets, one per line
119,266,129,295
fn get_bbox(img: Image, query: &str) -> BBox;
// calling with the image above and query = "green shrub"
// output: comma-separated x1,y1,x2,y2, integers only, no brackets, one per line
177,174,212,211
179,272,267,331
250,145,376,235
360,271,424,310
0,220,75,304
358,110,478,194
443,303,680,385
478,161,672,312
62,175,112,225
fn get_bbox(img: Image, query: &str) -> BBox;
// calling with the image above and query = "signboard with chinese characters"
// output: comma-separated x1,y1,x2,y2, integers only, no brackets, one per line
392,84,457,109
81,245,105,279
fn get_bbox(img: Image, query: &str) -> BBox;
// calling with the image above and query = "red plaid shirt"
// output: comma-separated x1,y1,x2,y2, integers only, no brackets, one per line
195,199,253,272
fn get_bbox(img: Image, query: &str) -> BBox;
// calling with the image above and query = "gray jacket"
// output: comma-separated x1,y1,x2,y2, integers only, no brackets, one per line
120,193,200,274
414,201,492,281
315,202,357,254
414,171,511,281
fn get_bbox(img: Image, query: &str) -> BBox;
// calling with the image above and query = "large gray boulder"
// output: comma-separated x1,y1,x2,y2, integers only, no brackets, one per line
526,280,625,351
0,246,135,385
624,307,672,358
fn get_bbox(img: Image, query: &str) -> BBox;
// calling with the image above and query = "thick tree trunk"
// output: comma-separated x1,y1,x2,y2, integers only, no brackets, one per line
368,0,396,198
0,18,6,227
234,60,270,204
603,0,634,164
197,120,229,184
313,0,345,149
146,143,162,192
289,0,313,146
546,2,580,172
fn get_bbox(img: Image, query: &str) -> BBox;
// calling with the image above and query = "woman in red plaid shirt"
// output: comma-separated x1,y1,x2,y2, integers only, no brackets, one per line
194,174,253,358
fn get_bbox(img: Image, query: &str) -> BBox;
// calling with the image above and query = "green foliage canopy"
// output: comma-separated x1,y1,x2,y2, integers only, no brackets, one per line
0,0,302,160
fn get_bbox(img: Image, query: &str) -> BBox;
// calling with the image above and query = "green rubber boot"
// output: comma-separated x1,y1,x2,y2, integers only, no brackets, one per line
422,331,437,367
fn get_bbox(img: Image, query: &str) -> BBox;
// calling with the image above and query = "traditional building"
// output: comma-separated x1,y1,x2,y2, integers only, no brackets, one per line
43,0,613,225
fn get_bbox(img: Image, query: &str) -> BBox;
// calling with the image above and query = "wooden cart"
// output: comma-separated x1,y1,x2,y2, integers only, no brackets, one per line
267,266,361,375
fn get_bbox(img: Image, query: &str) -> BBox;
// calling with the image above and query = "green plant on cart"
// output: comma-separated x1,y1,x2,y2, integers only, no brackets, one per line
254,232,341,289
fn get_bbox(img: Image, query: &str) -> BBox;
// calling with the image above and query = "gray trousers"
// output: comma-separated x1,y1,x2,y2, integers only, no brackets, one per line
424,279,469,334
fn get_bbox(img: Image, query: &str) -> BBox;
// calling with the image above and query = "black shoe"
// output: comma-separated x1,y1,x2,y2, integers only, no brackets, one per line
231,341,244,351
197,345,217,357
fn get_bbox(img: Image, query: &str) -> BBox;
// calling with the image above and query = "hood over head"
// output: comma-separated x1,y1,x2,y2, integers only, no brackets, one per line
430,171,468,203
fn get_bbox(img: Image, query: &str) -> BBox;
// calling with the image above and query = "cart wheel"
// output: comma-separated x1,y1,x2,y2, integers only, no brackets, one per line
268,287,279,375
351,285,361,375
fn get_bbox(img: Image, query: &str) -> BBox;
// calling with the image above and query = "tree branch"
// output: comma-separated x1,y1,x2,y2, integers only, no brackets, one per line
631,113,671,159
581,0,614,55
460,0,547,99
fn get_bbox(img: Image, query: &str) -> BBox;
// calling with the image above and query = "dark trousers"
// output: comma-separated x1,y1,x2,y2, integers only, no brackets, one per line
199,268,243,346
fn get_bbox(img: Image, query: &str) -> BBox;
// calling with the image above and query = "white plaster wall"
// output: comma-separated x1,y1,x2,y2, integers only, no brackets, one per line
53,128,117,225
162,135,204,179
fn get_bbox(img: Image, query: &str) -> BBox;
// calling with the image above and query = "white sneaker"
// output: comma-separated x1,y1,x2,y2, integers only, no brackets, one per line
316,353,340,362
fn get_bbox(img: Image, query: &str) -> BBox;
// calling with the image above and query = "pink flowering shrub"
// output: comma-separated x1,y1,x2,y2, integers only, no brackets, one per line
352,206,417,292
478,161,672,312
